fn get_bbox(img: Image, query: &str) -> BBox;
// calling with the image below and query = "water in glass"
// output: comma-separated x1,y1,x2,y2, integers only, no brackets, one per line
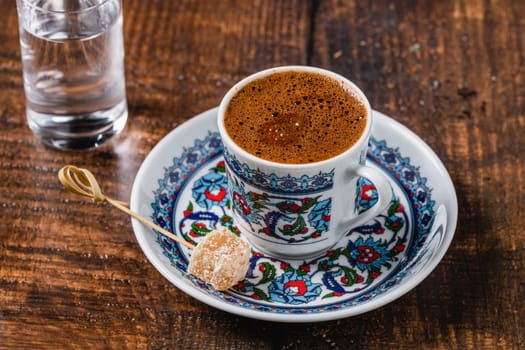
18,0,127,150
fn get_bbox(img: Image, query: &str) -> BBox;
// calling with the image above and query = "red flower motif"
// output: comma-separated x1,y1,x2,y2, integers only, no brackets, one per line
394,244,405,252
299,264,310,273
356,246,380,264
233,192,251,215
284,280,307,296
280,262,290,269
361,184,376,200
205,187,227,202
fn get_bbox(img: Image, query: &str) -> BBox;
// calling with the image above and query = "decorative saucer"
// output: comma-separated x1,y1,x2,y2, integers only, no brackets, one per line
130,107,457,322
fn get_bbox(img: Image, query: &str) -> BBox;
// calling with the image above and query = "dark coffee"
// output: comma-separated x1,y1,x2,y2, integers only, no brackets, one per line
224,71,367,164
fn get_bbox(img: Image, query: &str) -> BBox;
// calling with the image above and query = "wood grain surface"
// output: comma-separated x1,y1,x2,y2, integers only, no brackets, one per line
1,0,524,349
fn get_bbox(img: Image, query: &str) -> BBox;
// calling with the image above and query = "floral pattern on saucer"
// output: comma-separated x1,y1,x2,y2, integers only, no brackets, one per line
151,132,435,313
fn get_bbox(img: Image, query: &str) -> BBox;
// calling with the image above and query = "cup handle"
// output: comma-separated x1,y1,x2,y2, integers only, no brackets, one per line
342,165,392,230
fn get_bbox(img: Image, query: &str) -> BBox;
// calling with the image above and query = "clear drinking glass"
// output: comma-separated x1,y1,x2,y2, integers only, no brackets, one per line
16,0,128,150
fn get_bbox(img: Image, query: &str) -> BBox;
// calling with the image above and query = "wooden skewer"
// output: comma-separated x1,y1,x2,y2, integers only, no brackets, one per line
58,165,195,250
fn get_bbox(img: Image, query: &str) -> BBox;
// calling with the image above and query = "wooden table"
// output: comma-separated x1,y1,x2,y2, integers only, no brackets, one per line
1,1,524,349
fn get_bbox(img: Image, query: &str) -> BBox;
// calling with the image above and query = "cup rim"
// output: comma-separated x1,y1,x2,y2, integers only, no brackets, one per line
217,65,372,169
19,0,114,14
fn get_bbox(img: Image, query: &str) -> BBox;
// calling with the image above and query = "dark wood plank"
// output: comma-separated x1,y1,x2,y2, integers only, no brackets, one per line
311,1,525,349
0,1,311,349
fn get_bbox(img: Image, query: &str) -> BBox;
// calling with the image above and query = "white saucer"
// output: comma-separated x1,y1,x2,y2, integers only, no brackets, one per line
130,107,457,322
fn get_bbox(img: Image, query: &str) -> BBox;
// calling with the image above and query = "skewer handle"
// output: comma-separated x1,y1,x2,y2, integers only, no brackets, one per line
58,165,195,250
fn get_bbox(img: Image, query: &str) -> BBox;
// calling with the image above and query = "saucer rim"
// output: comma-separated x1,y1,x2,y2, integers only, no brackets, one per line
130,107,458,323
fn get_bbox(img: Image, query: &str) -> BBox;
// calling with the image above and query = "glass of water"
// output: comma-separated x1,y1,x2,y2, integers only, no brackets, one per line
16,0,127,150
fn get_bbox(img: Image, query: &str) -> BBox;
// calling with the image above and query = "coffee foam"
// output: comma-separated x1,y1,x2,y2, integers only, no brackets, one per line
224,71,367,164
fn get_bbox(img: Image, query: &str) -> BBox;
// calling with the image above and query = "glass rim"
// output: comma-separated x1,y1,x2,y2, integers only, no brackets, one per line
19,0,116,14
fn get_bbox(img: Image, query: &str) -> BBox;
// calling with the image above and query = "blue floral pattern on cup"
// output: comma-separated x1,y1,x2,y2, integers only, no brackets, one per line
223,148,334,194
228,172,332,243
